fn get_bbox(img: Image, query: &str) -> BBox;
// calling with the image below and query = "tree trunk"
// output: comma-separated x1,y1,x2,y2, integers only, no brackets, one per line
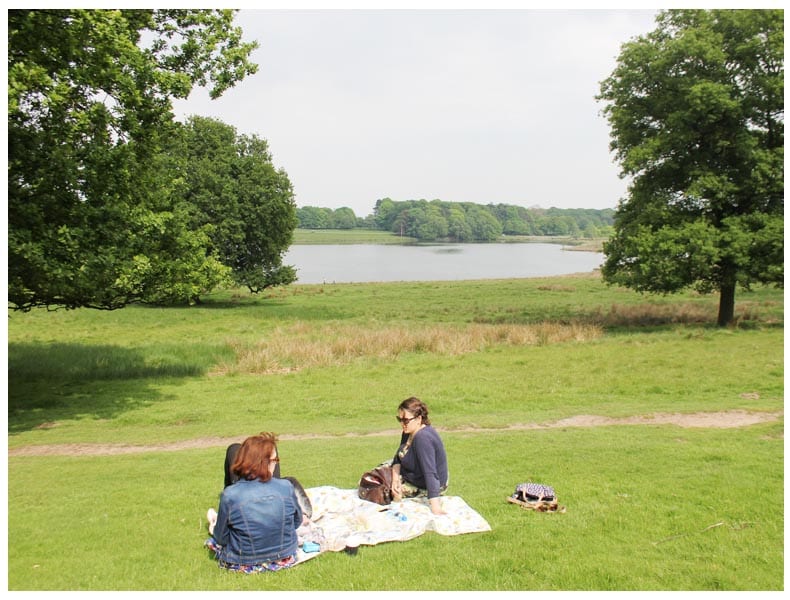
717,282,736,327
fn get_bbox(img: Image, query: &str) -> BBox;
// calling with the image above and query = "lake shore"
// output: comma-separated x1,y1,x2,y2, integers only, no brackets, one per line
293,228,605,252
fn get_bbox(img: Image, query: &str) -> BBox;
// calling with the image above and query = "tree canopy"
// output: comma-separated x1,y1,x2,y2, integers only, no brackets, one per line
597,9,783,326
175,116,297,294
9,9,259,310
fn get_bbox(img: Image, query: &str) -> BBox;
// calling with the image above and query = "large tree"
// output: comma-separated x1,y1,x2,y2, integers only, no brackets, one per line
597,9,783,326
8,9,258,310
177,116,297,294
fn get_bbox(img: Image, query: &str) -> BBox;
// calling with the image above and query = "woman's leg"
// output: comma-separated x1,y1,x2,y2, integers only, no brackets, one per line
399,479,423,498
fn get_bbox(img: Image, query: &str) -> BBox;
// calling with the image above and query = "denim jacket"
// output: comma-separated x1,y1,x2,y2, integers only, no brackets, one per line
213,477,303,565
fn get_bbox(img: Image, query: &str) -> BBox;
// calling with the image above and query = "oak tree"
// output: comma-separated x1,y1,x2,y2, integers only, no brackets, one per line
9,9,258,310
176,116,297,294
597,9,783,326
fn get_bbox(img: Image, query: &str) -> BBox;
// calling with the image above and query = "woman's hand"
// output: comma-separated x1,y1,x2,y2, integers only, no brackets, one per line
390,464,403,501
391,479,403,501
429,497,446,515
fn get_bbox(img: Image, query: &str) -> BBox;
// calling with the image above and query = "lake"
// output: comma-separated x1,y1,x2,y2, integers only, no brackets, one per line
284,243,604,284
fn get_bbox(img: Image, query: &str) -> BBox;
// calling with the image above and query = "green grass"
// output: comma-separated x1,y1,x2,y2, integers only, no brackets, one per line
7,274,784,590
8,426,783,590
293,228,417,244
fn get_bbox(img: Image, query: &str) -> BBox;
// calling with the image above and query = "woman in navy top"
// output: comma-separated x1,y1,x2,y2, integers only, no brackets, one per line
391,397,449,515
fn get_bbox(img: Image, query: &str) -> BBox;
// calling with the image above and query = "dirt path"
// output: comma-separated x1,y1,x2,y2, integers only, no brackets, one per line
8,410,782,457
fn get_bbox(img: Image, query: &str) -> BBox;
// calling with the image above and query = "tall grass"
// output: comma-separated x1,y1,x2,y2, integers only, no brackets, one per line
218,321,602,375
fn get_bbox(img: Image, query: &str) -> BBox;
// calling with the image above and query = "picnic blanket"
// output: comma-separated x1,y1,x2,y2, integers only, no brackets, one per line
294,486,491,563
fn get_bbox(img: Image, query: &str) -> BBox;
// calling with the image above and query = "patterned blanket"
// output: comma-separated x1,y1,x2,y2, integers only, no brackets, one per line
295,486,491,563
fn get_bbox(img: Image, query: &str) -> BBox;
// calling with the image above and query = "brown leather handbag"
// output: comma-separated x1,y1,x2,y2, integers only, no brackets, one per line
357,465,394,505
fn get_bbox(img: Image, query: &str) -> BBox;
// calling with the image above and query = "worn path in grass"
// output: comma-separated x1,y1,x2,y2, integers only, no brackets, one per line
8,410,782,457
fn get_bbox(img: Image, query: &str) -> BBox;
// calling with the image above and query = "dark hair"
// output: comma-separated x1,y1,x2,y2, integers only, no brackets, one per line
231,432,278,482
398,396,431,426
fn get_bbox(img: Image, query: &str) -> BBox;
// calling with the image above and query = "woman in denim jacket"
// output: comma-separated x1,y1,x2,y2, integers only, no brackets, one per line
206,433,303,572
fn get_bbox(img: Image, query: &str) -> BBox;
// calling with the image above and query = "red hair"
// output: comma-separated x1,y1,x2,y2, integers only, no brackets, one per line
231,432,279,482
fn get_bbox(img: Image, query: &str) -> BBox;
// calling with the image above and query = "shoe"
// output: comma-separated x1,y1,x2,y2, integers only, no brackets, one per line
207,508,218,534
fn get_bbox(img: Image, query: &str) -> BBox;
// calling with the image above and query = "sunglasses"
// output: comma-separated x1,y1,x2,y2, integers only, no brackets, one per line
396,415,419,425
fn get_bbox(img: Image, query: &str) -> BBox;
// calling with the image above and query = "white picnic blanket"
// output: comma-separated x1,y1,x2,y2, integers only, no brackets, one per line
295,486,491,563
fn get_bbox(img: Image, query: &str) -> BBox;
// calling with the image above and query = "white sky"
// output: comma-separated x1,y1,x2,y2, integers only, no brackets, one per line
172,8,662,217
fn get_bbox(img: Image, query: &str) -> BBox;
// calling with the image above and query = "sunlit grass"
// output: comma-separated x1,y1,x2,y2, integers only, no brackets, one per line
8,423,784,590
292,228,416,244
6,274,784,590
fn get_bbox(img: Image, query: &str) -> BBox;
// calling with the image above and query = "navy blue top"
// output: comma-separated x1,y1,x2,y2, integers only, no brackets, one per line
392,425,448,499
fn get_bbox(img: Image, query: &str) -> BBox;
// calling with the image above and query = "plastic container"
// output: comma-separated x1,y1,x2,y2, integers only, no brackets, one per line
344,534,361,556
302,541,321,553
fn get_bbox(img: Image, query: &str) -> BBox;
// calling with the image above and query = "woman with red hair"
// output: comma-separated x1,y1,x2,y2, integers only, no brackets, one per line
205,433,303,572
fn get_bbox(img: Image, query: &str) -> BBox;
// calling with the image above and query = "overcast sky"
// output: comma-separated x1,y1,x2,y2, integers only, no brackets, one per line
172,8,661,217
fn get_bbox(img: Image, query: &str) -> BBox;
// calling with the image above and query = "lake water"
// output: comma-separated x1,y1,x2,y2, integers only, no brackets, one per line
284,243,604,284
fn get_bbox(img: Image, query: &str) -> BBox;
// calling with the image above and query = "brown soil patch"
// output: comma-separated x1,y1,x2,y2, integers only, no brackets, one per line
546,410,783,429
8,410,782,457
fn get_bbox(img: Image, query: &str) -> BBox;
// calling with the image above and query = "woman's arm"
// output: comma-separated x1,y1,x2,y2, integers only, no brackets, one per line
212,496,231,545
428,496,446,515
291,488,304,528
413,433,446,514
391,463,402,501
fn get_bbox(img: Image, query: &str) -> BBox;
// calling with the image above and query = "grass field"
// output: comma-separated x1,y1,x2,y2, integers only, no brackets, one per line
293,228,416,244
7,273,784,590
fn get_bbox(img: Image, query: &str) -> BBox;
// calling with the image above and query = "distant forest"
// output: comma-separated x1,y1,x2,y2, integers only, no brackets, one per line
296,198,615,242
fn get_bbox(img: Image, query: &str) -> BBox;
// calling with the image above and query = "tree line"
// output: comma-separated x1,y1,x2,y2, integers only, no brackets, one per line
297,200,615,241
